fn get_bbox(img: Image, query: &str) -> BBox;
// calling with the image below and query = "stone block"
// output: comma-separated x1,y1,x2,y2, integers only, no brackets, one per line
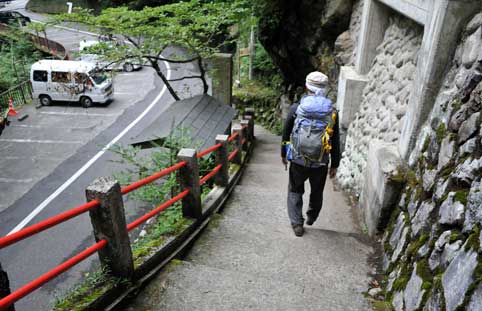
411,201,435,237
467,283,482,311
439,192,465,226
438,136,455,170
210,53,233,106
404,263,425,311
463,179,482,232
361,142,404,237
458,112,480,144
442,245,478,311
336,66,368,129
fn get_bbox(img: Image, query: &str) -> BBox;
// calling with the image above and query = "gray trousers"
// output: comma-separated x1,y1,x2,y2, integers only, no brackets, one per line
287,162,329,226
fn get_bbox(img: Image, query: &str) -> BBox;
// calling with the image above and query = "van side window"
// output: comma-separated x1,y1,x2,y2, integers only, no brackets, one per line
52,72,71,83
74,73,93,86
33,70,48,82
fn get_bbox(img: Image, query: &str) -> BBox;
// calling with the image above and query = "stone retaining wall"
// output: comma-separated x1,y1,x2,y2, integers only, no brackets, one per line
337,14,423,195
380,13,482,310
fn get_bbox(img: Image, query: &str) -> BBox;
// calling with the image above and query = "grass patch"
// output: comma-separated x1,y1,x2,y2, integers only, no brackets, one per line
465,225,480,252
131,204,195,268
436,123,447,144
371,300,394,311
51,267,123,311
454,190,469,205
407,234,429,259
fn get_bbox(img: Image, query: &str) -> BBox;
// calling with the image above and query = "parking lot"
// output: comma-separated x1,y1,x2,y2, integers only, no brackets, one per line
0,68,157,212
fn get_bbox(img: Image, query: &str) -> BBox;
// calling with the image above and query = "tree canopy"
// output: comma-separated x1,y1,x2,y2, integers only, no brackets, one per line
52,0,247,100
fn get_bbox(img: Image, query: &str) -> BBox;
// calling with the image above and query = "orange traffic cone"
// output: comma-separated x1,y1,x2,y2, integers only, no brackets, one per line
7,97,18,116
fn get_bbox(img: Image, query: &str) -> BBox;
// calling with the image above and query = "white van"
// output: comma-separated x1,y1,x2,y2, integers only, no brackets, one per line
30,60,114,108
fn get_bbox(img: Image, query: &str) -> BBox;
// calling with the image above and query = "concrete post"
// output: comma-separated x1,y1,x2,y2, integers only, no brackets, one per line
355,0,390,75
177,148,202,219
240,120,250,151
336,66,369,129
231,124,243,165
0,262,14,311
86,177,134,279
211,53,233,106
243,115,254,142
399,0,481,160
244,107,256,139
214,135,229,187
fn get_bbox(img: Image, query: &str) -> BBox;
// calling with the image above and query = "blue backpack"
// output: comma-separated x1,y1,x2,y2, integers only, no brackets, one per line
290,95,336,164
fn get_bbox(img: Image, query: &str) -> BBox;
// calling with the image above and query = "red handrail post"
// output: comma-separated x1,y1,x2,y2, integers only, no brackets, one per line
177,149,202,220
240,120,250,151
0,263,15,311
86,177,134,279
214,134,229,187
231,124,243,165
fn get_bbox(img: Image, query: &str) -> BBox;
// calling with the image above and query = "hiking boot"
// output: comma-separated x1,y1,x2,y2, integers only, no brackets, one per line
292,224,304,237
306,217,315,226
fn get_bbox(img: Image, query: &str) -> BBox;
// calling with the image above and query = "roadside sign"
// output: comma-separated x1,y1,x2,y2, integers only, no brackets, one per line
239,47,251,57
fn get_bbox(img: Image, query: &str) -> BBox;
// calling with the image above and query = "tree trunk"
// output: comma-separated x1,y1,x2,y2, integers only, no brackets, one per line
150,58,180,101
197,57,209,94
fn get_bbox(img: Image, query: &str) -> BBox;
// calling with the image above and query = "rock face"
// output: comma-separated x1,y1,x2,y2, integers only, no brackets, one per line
337,16,423,194
258,0,355,85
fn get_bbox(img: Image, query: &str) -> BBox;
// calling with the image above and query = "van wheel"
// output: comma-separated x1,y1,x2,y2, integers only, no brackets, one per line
81,96,93,108
39,95,52,106
123,63,134,72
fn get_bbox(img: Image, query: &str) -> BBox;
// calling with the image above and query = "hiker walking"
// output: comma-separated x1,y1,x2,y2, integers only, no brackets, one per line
281,71,341,237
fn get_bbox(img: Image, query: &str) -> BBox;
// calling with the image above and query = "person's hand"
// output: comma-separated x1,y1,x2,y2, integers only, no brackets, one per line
329,167,337,179
282,157,288,170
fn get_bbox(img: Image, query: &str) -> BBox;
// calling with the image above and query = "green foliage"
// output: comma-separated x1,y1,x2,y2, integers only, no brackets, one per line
454,190,469,205
110,126,215,265
436,123,446,144
233,79,281,135
51,267,123,311
51,0,249,99
407,234,429,259
0,31,43,93
465,225,480,252
391,263,412,292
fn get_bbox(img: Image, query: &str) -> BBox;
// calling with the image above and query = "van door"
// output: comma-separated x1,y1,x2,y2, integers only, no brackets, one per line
73,72,94,101
31,70,48,98
50,71,74,101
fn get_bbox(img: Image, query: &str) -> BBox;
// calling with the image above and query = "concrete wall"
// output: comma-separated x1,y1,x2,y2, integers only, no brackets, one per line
336,0,481,235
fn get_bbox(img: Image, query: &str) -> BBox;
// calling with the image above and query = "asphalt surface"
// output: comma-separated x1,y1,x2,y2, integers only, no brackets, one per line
0,2,205,310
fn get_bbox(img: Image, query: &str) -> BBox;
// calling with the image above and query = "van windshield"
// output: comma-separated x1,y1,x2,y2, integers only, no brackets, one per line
90,71,108,85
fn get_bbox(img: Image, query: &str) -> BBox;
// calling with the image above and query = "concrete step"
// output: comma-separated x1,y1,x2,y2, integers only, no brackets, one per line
186,216,373,297
124,260,371,311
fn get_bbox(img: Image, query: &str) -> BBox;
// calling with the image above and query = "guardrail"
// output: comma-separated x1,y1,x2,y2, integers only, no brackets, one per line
0,81,33,115
0,23,70,60
0,109,256,310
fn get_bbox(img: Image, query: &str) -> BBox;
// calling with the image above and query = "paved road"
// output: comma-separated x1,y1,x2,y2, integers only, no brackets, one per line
0,2,205,310
124,126,374,311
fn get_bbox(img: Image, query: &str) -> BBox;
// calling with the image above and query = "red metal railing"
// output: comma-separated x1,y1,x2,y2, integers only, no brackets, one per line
0,240,107,309
0,200,100,249
0,130,244,310
127,190,190,232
